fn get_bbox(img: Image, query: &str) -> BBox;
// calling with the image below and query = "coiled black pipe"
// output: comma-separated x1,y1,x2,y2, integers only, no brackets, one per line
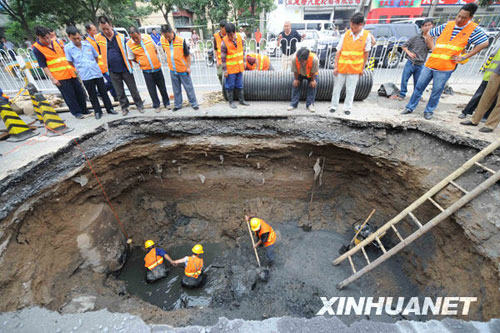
223,69,373,101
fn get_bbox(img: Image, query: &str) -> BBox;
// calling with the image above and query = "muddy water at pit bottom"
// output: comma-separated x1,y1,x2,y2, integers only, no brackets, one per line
118,243,223,310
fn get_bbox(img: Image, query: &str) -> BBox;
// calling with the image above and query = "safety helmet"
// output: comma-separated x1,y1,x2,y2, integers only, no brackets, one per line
250,218,261,231
145,240,155,249
192,244,204,254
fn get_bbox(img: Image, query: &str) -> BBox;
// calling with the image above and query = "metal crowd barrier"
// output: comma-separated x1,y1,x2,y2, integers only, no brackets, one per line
1,36,495,95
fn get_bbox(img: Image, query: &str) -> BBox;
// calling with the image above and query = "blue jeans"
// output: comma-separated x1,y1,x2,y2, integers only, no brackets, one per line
400,60,423,98
405,67,454,115
290,75,317,108
170,72,198,108
225,72,243,90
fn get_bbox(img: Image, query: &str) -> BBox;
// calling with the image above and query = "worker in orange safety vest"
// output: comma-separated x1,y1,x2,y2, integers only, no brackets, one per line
247,215,277,266
245,53,273,71
402,3,489,120
172,244,205,288
160,24,199,112
330,12,372,116
221,22,250,109
144,239,174,283
32,25,88,119
127,26,170,113
213,20,227,86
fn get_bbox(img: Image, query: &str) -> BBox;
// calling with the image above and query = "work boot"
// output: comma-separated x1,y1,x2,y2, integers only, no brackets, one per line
227,90,237,109
237,89,250,106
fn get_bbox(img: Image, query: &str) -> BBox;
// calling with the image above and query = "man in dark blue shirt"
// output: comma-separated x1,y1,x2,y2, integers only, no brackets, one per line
277,21,303,71
97,16,144,116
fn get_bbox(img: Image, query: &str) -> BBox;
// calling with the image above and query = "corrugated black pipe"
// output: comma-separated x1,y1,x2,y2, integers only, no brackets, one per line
223,69,373,101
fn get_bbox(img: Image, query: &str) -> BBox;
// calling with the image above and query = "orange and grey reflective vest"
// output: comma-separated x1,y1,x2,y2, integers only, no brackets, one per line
296,52,318,78
33,39,76,80
255,219,277,247
95,31,133,74
144,248,164,271
246,53,270,71
161,34,188,73
426,21,477,71
127,34,161,72
214,31,224,66
86,35,106,74
185,255,203,278
338,29,369,74
223,33,244,74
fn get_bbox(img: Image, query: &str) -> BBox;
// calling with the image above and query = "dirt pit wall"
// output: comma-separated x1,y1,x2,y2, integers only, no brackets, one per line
0,117,499,324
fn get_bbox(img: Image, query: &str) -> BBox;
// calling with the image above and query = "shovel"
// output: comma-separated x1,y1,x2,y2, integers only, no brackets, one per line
339,209,376,255
245,217,270,282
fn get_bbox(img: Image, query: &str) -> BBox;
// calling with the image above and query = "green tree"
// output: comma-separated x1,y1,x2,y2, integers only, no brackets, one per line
99,0,153,28
150,0,178,24
186,0,232,35
0,0,36,41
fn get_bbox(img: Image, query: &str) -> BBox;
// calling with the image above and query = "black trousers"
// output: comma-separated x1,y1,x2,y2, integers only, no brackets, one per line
83,77,113,114
462,80,494,118
109,71,143,110
57,78,87,117
143,70,170,108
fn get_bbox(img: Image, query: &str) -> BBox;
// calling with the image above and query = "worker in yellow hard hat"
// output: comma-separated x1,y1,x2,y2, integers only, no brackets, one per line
144,240,174,283
172,243,205,288
246,215,277,265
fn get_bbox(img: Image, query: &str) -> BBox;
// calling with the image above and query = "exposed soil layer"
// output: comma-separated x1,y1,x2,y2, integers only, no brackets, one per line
0,117,499,326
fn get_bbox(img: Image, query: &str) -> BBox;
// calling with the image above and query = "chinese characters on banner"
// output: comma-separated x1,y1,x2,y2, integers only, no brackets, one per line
372,0,420,9
372,0,421,8
286,0,362,5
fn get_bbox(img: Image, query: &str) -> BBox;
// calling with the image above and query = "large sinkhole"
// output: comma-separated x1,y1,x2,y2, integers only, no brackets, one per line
0,118,499,327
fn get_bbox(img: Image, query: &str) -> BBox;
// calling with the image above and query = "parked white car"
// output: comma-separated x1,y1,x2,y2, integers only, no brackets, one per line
297,30,320,52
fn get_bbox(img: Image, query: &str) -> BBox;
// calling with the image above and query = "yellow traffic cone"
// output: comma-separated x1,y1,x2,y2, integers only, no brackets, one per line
27,85,44,124
35,92,73,136
0,100,39,142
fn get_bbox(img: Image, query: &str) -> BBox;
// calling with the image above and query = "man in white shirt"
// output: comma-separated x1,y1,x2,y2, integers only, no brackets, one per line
330,13,372,115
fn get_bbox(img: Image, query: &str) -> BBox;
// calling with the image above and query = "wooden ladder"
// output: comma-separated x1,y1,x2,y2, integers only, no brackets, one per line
333,138,500,290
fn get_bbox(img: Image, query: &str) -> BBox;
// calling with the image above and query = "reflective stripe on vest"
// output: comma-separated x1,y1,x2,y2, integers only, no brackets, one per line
95,32,133,74
246,53,269,71
296,53,317,78
162,35,188,73
185,255,203,278
338,29,369,74
483,49,500,81
224,33,245,74
86,36,106,73
33,40,76,80
144,248,164,270
127,35,160,72
425,21,477,71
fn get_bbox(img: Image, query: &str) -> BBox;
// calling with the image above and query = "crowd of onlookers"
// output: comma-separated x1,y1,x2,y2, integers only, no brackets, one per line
2,2,499,135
